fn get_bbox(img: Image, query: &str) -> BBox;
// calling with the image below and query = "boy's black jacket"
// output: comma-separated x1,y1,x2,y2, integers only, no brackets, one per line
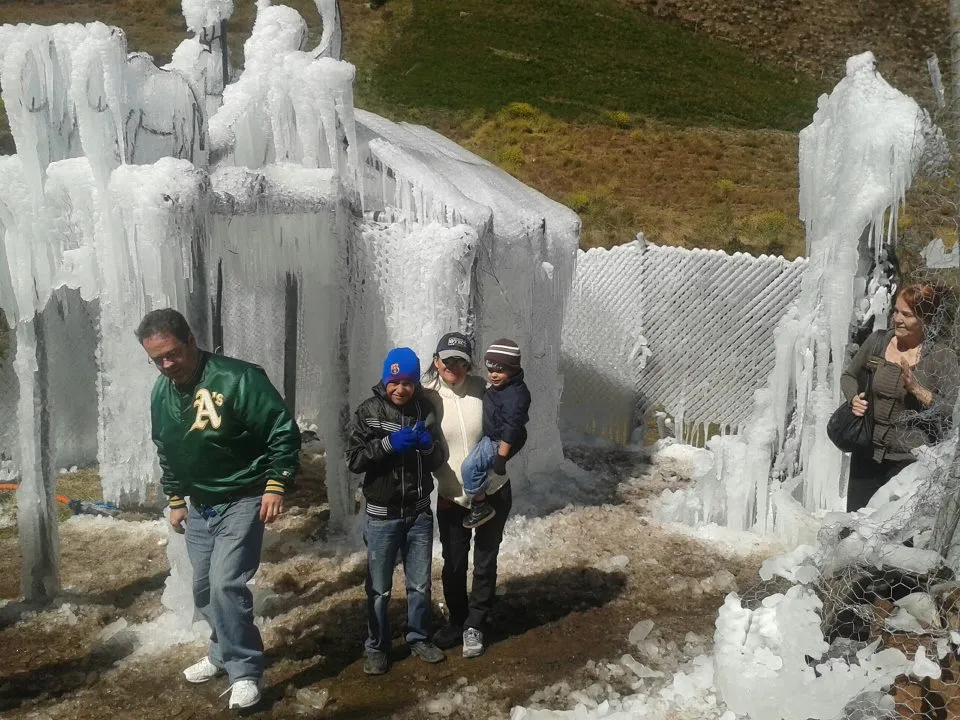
482,370,532,457
346,383,447,518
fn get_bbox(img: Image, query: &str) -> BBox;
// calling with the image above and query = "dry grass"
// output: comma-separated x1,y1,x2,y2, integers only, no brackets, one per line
427,105,804,256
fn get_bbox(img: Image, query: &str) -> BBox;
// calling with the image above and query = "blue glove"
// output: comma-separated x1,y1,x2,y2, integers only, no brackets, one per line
416,424,433,450
388,426,418,453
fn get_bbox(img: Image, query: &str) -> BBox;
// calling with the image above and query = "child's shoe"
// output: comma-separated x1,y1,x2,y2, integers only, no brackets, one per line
463,501,496,529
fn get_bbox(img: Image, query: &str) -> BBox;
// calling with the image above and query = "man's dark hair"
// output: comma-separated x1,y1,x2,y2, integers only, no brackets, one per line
135,308,193,344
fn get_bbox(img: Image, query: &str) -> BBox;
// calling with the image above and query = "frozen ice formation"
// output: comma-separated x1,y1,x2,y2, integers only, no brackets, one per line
713,585,912,719
656,51,942,544
0,2,578,599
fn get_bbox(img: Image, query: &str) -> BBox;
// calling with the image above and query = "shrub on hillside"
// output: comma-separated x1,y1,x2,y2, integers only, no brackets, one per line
496,145,526,173
606,110,631,129
565,191,591,213
504,102,539,119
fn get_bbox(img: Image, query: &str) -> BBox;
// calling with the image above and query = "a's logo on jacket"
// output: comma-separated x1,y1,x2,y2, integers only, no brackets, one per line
191,388,224,431
390,363,400,375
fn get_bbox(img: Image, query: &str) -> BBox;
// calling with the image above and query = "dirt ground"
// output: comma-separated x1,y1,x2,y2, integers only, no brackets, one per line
0,446,773,719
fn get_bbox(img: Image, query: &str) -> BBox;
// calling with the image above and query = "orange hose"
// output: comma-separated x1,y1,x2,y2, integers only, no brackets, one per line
0,483,72,504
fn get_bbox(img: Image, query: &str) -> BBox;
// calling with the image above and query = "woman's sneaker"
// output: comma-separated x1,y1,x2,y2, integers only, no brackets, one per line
183,657,223,683
463,502,495,529
462,627,485,658
224,679,262,711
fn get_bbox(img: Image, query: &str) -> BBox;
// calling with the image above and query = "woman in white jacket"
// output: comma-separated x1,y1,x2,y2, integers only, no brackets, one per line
423,332,512,658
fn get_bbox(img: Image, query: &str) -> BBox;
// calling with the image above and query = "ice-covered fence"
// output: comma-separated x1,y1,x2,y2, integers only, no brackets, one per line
0,2,580,602
560,239,807,443
355,110,579,484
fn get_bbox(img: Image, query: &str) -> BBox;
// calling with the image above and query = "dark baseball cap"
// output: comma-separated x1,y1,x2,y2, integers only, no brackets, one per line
436,332,472,363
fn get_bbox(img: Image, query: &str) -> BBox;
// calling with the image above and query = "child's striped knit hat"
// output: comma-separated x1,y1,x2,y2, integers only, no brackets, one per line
484,339,521,371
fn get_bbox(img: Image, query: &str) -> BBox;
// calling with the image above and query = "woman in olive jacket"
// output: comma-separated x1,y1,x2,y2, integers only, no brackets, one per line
422,332,511,658
841,284,959,511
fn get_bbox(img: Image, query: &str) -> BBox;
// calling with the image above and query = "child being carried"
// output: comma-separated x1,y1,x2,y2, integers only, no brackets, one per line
460,339,531,529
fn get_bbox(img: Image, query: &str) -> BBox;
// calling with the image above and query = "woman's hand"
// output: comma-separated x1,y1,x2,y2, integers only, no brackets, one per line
851,393,869,417
900,358,934,407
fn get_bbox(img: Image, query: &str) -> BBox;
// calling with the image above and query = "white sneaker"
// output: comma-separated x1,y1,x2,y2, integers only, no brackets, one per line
462,627,485,658
183,657,223,684
226,679,262,710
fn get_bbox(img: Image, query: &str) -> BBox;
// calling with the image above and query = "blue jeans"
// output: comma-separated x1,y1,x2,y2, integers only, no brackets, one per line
185,496,265,683
364,510,434,655
460,436,498,498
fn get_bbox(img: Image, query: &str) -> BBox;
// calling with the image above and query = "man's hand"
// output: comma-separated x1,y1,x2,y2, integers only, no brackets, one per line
492,455,508,476
851,392,869,417
169,507,187,534
260,493,283,524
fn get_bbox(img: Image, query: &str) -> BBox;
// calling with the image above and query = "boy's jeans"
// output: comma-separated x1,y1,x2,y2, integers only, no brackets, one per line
460,436,498,498
364,509,434,655
184,496,265,684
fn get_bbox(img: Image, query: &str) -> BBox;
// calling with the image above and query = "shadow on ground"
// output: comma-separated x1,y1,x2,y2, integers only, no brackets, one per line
263,565,627,718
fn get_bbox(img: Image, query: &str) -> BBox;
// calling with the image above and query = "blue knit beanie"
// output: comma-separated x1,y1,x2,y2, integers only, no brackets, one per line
382,347,421,386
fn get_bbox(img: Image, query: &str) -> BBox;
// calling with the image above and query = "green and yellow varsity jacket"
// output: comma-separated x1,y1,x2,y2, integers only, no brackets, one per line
150,351,300,509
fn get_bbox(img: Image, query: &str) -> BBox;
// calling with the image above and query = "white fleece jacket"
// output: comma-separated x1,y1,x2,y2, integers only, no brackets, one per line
423,373,508,508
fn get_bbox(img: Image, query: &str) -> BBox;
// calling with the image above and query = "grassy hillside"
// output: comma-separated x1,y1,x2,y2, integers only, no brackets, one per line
4,0,938,259
363,0,821,131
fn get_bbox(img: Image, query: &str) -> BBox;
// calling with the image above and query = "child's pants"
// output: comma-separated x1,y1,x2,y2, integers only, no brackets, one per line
460,436,498,497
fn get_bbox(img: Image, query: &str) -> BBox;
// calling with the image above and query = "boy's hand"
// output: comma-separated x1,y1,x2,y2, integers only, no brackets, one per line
416,426,434,450
492,455,507,475
388,427,418,453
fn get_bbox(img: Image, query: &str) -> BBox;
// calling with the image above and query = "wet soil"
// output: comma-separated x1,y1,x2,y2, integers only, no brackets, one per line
0,447,770,719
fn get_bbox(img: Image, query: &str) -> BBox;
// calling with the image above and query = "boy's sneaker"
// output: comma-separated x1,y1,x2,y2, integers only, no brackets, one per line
363,651,389,675
409,641,446,663
462,627,485,658
463,502,496,529
183,657,223,684
224,679,262,711
432,622,463,650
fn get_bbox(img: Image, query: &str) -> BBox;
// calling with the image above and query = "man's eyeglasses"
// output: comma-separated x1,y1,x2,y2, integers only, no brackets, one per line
442,357,470,369
148,344,187,367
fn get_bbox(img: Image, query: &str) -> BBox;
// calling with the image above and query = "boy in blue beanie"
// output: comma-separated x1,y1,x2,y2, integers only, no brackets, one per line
345,347,447,675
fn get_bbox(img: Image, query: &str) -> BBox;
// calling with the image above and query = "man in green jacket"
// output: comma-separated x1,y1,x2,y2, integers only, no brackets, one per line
137,308,300,712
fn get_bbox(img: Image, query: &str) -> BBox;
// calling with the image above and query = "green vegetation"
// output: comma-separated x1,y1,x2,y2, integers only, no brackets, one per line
365,0,822,131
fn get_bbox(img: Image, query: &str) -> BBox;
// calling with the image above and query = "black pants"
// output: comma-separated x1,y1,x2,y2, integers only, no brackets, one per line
846,452,912,512
436,481,512,631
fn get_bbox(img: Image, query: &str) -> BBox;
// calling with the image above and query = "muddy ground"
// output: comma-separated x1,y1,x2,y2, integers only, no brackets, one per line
0,446,775,719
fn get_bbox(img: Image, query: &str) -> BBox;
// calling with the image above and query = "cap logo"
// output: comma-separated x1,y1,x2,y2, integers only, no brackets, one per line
390,363,400,375
448,337,468,347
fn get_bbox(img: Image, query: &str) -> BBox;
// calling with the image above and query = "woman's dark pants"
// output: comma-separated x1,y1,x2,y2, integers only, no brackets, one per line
436,481,512,631
846,452,912,512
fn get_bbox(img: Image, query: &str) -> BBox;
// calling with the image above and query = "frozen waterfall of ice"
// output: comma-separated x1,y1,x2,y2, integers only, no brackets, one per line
658,52,942,545
0,1,578,600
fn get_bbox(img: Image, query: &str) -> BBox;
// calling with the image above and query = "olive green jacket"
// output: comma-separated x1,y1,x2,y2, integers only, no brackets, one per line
151,351,300,507
841,330,959,462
